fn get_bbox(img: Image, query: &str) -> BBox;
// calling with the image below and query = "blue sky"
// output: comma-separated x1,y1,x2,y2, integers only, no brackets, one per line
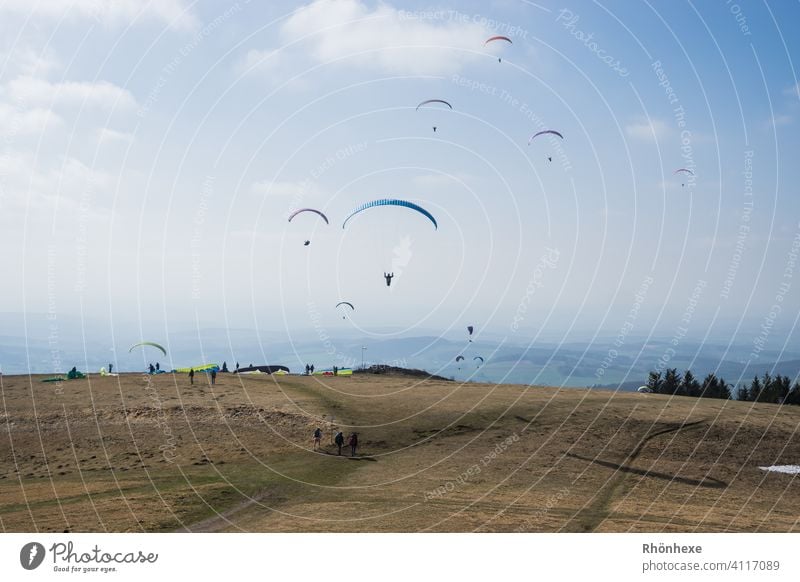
1,0,798,361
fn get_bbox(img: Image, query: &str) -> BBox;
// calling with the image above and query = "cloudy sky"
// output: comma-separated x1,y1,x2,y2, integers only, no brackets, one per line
1,0,798,357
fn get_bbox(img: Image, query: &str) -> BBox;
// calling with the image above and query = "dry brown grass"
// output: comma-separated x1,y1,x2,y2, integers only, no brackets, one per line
1,371,798,532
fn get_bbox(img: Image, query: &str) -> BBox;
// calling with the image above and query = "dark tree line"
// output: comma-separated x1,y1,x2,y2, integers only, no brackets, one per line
646,369,800,405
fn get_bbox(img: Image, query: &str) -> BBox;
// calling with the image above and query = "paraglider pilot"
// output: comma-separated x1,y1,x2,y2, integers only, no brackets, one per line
384,272,394,287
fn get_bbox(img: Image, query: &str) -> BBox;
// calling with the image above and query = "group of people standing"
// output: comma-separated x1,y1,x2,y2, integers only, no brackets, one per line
304,364,316,375
313,427,359,457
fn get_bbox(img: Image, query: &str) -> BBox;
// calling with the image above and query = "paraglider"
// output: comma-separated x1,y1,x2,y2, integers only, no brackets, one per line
336,301,355,319
484,35,512,62
128,341,167,357
288,208,329,224
384,272,394,287
528,130,564,162
416,99,452,111
674,168,694,187
473,356,484,367
528,130,564,144
289,208,329,245
416,99,452,132
455,355,465,362
467,325,474,342
637,386,653,393
342,199,438,230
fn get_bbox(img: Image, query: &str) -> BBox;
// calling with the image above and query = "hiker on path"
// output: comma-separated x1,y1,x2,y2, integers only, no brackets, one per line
313,427,323,450
334,431,345,455
348,432,358,457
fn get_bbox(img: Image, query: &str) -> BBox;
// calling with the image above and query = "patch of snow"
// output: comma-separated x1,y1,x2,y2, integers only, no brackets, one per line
759,465,800,475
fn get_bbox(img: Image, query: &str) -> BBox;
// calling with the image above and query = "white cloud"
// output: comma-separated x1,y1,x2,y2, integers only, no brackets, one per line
241,48,281,73
7,77,138,111
0,153,111,218
242,0,491,78
250,179,319,198
97,127,134,143
0,0,198,30
0,48,61,78
625,118,671,141
0,102,63,136
411,173,474,190
769,114,793,128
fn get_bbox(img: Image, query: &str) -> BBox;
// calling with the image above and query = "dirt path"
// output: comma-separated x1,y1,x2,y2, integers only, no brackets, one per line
562,420,708,532
179,490,271,532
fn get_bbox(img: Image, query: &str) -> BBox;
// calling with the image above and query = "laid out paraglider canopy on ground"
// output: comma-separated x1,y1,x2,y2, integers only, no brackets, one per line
173,364,219,374
235,365,290,375
312,368,353,376
41,367,85,382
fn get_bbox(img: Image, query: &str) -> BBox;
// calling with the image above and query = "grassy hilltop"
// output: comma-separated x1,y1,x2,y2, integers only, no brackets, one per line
1,371,798,532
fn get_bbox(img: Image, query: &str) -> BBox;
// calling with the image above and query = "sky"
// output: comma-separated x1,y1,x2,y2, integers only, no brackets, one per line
1,0,799,369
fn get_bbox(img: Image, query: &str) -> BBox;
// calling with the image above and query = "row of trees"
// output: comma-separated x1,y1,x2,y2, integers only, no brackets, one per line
646,369,800,405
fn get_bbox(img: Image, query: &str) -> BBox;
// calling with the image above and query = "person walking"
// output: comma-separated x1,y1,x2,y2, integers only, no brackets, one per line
348,432,358,457
211,369,217,385
189,368,194,385
108,363,113,374
334,431,345,455
313,427,323,451
149,363,155,374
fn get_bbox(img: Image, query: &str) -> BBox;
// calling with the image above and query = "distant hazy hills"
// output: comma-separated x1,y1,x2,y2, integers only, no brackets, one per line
1,318,797,391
